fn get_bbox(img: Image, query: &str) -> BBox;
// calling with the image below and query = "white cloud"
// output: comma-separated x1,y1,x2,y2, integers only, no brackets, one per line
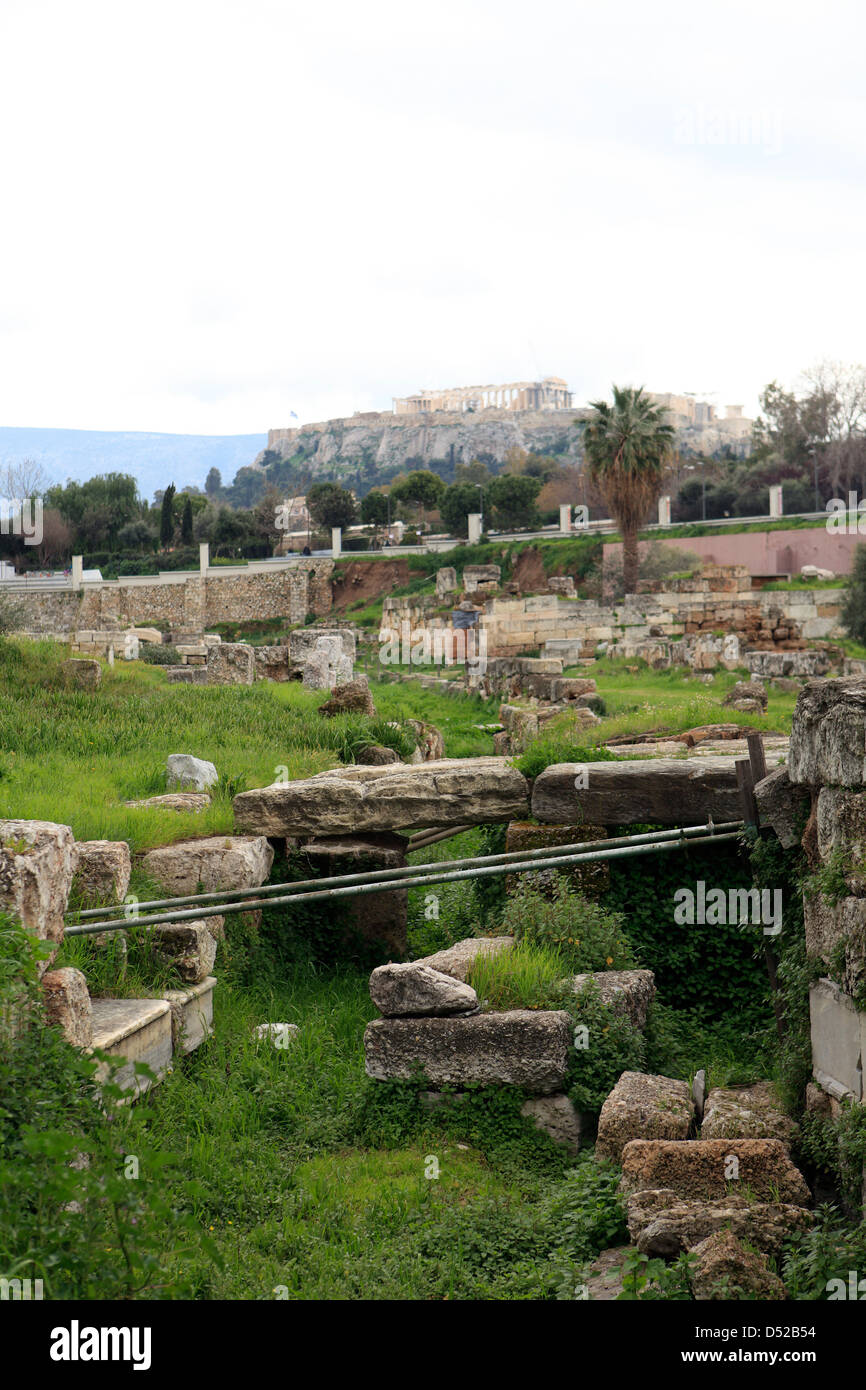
0,0,863,436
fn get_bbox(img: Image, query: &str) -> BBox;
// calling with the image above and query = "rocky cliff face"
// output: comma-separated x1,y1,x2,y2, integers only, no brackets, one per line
257,407,588,479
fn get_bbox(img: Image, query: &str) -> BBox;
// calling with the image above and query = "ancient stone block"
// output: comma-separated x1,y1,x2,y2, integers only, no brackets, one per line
61,658,101,688
520,1093,581,1154
596,1072,693,1162
125,793,211,812
206,642,255,685
73,840,132,905
504,821,609,897
816,787,866,889
570,969,656,1029
140,835,274,896
754,765,810,848
789,677,866,785
317,677,375,717
166,754,218,793
369,961,478,1017
689,1230,787,1299
363,1009,571,1093
149,922,217,984
161,977,215,1053
301,833,408,959
809,977,866,1100
0,820,78,976
700,1081,797,1149
42,967,93,1046
531,758,741,826
626,1191,812,1258
90,997,172,1099
619,1138,811,1204
233,758,531,837
253,645,290,681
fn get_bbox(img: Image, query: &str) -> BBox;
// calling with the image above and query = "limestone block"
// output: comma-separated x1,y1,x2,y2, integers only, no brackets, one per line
90,997,172,1098
369,962,478,1017
570,969,655,1028
619,1138,811,1205
166,754,218,793
596,1072,693,1162
206,642,255,685
520,1093,581,1154
42,967,93,1046
149,922,217,984
754,765,810,848
363,1009,571,1093
161,977,215,1053
626,1190,812,1258
73,840,132,905
531,758,741,826
233,758,530,837
140,835,274,896
0,820,78,975
809,977,866,1100
700,1081,797,1148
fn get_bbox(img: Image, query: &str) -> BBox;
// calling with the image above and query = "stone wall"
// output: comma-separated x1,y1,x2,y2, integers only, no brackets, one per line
16,560,334,636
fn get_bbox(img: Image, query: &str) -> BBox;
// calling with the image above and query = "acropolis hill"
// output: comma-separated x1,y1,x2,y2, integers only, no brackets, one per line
259,377,752,484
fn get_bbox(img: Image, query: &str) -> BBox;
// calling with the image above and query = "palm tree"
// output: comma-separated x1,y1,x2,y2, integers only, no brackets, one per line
582,386,674,594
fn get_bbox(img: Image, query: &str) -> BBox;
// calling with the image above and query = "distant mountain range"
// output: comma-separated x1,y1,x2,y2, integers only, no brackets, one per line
0,426,266,501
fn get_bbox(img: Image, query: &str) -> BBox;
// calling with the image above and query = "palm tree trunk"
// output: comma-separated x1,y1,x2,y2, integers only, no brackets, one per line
622,528,639,594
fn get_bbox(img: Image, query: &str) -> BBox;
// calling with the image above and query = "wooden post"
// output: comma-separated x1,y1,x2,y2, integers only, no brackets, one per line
735,757,758,828
747,731,767,786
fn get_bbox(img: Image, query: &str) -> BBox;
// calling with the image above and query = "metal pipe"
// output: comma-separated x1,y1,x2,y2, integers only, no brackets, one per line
68,820,743,920
64,831,742,936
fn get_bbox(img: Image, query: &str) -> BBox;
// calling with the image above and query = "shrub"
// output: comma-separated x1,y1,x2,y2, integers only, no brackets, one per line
139,642,182,665
501,878,634,973
566,980,646,1116
841,543,866,645
467,940,570,1011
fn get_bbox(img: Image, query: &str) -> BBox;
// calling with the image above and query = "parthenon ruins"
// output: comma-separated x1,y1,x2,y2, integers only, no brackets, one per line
392,376,573,414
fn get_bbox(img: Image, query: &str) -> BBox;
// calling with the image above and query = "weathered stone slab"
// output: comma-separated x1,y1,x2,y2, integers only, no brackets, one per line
620,1138,811,1204
61,658,101,688
789,677,866,786
161,976,215,1053
700,1081,797,1148
369,961,478,1017
803,893,866,982
253,645,290,681
363,1009,571,1093
301,833,407,959
520,1093,581,1154
125,793,211,813
166,754,218,792
689,1229,786,1300
754,765,811,848
233,758,530,836
816,787,866,889
42,967,93,1046
570,970,656,1029
149,921,217,984
140,835,273,896
629,1190,812,1258
0,820,78,975
505,821,608,897
596,1072,693,1162
90,997,173,1098
418,935,514,982
73,840,132,905
207,642,255,685
531,758,741,826
809,977,866,1100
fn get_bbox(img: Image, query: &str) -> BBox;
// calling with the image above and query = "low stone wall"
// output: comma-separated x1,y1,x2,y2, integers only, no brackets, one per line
16,560,334,636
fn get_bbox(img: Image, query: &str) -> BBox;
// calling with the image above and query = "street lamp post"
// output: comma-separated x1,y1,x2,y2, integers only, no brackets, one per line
478,484,484,534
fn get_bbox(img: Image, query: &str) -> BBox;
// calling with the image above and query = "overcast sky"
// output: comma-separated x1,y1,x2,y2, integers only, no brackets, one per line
1,0,864,435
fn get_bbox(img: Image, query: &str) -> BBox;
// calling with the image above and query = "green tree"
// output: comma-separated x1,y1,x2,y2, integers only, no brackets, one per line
160,483,176,549
440,481,486,537
582,386,674,593
842,544,866,645
305,482,357,530
205,467,222,499
180,495,194,544
486,473,541,530
390,469,445,529
360,490,390,528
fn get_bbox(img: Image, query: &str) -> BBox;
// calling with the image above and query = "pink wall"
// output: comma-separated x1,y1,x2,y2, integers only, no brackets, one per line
603,527,863,577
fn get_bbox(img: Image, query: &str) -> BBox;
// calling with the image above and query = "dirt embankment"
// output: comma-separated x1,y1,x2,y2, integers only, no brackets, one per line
330,559,411,611
511,548,547,593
